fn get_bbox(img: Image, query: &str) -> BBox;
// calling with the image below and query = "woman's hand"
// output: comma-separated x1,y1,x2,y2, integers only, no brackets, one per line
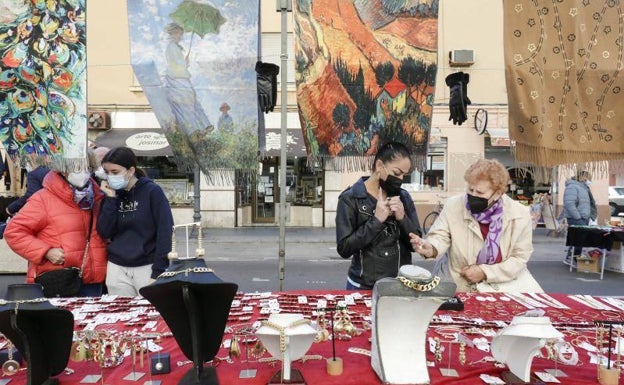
46,248,65,265
409,233,436,258
375,187,391,223
100,180,116,198
460,264,486,284
387,196,405,220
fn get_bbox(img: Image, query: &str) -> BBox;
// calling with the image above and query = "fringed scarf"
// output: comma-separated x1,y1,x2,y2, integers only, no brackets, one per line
504,0,624,167
127,0,260,184
293,1,438,172
0,0,88,170
466,196,504,265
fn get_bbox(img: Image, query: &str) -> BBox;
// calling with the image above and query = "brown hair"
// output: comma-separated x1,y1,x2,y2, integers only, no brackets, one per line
464,158,509,193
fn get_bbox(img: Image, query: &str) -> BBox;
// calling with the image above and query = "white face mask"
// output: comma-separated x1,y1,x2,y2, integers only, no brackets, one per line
67,171,91,189
107,172,129,190
585,180,592,186
94,166,107,180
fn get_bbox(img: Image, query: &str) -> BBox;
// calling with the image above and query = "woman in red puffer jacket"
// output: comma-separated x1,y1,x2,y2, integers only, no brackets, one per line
4,169,107,297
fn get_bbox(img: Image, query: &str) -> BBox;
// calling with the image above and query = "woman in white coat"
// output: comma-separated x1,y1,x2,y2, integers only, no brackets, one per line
410,158,542,293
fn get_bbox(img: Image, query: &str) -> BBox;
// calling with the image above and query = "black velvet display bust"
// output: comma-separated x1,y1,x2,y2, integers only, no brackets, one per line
140,258,238,385
0,284,74,385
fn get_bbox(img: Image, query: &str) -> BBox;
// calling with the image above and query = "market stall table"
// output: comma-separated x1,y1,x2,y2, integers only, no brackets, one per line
566,225,615,279
0,291,621,385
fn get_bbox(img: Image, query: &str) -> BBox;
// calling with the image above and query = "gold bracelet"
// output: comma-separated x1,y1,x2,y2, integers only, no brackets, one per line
397,275,441,292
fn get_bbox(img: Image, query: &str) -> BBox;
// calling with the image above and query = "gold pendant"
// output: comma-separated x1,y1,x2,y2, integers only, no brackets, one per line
2,359,20,376
70,341,87,362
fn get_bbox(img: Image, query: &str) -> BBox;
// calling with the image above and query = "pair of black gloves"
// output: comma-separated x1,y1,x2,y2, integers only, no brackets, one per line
445,72,471,125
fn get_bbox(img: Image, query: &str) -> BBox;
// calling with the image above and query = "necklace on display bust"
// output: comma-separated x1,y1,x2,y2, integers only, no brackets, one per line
157,267,214,278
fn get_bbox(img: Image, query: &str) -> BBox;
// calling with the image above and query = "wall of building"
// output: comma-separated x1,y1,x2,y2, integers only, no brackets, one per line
86,1,611,228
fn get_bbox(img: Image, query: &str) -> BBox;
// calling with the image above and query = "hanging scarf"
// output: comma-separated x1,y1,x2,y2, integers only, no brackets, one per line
73,181,94,210
466,195,503,265
503,0,624,167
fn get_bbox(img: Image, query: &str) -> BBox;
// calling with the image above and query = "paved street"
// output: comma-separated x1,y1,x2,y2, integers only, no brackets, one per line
0,227,622,296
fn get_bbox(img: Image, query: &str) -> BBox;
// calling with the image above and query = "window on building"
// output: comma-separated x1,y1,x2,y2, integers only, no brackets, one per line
261,33,296,89
405,138,447,191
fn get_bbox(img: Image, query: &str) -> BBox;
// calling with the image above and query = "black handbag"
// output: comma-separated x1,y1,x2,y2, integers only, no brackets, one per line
34,267,82,297
34,209,94,297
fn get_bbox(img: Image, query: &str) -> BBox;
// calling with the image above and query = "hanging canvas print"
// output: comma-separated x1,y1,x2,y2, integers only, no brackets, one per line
294,0,439,171
0,0,87,166
127,0,260,180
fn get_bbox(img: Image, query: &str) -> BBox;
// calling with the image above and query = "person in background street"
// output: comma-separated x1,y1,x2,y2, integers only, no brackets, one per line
3,161,107,297
336,142,422,290
562,170,597,263
5,163,50,217
97,147,174,296
91,146,110,184
409,158,543,293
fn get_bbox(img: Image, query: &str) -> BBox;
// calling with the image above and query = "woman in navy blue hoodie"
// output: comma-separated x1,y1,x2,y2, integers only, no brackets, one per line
97,147,174,296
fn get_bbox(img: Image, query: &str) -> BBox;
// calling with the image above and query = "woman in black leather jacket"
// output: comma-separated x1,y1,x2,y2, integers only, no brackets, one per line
336,142,422,290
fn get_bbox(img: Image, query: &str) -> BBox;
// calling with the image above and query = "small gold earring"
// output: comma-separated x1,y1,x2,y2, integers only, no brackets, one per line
229,336,240,359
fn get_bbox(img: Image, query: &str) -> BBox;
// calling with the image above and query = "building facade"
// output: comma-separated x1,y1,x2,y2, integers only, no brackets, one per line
84,0,609,228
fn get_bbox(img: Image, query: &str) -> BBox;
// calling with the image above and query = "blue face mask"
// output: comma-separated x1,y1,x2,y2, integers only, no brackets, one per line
107,173,128,190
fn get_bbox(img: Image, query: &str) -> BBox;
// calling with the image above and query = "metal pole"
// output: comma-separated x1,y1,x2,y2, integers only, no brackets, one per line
277,0,291,291
193,164,201,233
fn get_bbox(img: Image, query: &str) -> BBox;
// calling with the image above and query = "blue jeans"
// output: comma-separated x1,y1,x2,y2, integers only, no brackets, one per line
567,217,589,256
79,283,104,297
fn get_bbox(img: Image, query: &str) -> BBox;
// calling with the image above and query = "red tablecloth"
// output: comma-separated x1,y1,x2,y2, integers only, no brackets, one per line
0,291,618,385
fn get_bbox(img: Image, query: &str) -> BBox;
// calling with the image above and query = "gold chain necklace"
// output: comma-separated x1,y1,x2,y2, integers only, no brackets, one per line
157,267,214,278
260,319,311,352
397,275,441,291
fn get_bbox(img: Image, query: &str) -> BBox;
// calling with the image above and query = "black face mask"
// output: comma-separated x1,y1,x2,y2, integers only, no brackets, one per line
467,193,493,214
380,174,403,197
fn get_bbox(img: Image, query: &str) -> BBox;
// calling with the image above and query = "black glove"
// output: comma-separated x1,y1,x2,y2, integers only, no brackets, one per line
255,61,280,113
445,72,471,125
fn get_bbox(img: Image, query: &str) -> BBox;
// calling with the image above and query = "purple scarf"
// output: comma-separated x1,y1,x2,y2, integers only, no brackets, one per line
466,195,503,265
73,181,94,210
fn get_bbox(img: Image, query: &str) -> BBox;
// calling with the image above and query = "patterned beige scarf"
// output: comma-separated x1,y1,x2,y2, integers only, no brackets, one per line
504,0,624,167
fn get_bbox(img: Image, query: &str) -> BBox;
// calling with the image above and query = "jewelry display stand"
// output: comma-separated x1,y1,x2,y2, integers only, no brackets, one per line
140,257,238,385
124,336,145,382
595,320,622,385
238,333,257,379
491,314,563,382
255,313,317,384
0,284,74,385
544,340,573,378
371,265,456,384
439,341,459,378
